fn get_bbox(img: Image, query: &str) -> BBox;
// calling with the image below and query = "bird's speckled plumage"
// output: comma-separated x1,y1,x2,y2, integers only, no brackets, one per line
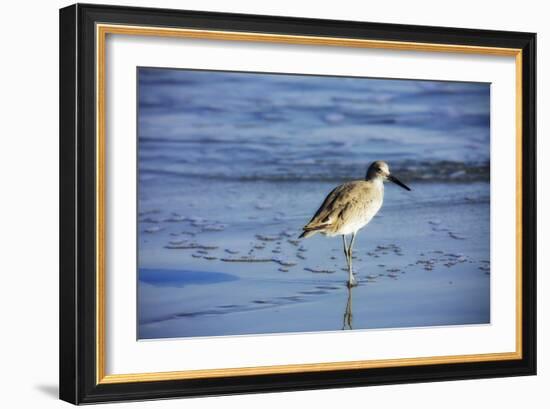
300,179,383,237
299,161,411,287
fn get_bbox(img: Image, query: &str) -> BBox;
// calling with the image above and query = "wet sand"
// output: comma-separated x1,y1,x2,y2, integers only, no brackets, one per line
137,69,490,339
138,180,490,339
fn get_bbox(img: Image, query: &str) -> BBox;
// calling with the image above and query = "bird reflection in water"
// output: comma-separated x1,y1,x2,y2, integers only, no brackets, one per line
342,285,354,330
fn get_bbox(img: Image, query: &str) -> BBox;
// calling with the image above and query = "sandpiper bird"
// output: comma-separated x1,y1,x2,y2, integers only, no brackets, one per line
299,161,411,287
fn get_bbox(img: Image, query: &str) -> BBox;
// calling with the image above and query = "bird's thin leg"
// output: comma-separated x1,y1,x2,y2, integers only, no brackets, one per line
347,232,357,287
342,235,350,270
349,232,356,261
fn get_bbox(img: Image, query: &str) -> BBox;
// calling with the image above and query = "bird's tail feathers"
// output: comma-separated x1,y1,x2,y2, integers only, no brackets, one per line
299,224,330,239
299,230,316,239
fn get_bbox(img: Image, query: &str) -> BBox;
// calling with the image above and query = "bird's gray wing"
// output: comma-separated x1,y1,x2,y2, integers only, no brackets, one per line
303,182,362,230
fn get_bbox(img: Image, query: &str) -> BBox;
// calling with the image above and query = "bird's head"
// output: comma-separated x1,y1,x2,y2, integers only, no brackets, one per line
366,161,411,191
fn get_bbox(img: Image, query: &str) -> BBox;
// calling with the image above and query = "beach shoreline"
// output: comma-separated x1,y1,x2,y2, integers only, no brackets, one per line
137,68,491,339
138,181,490,339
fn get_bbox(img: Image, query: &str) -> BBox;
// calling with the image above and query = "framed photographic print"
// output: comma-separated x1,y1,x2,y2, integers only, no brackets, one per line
59,3,536,404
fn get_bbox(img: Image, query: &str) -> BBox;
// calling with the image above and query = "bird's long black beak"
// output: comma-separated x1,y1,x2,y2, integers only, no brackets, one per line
388,174,411,191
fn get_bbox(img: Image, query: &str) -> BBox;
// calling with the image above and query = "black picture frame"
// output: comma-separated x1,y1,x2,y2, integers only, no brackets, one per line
60,3,536,404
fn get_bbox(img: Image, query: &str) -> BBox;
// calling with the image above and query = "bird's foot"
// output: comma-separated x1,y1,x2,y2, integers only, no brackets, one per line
347,275,358,288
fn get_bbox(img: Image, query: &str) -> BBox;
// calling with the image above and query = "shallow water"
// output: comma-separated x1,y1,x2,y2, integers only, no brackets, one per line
137,68,490,339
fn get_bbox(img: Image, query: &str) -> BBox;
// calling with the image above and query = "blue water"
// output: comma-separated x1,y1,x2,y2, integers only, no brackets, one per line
139,268,238,287
139,68,490,184
137,67,490,339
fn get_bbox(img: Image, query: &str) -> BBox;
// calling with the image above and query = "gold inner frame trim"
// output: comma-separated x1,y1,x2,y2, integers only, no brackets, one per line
95,23,523,385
